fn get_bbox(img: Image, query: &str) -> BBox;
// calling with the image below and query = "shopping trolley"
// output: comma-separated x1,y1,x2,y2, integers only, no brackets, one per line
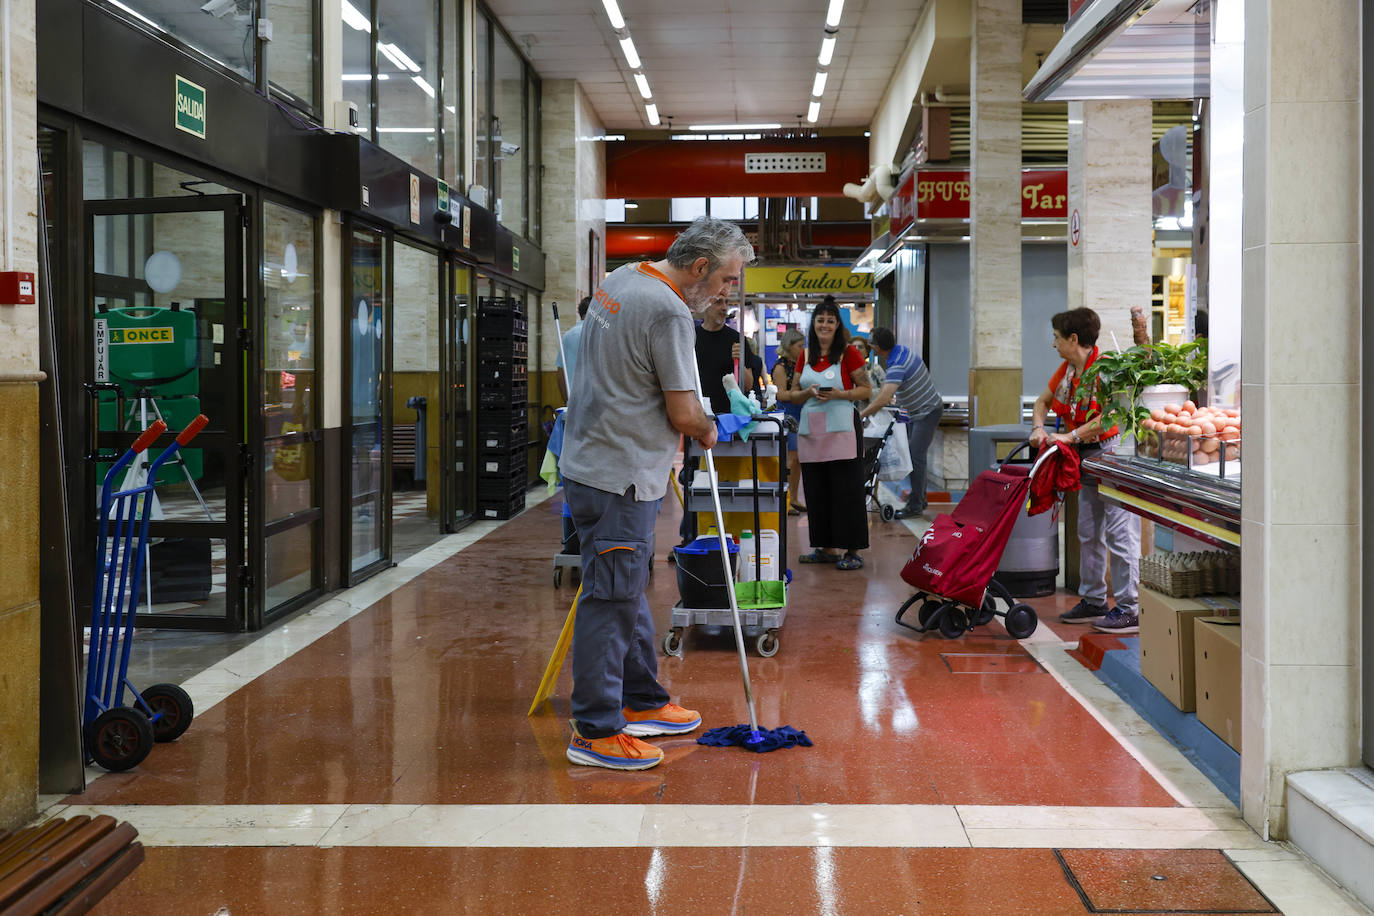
84,415,206,771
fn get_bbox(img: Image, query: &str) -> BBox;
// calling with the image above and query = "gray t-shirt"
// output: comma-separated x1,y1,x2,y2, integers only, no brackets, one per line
560,262,697,501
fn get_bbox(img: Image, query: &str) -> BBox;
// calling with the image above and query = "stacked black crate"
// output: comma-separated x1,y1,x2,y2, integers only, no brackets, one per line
476,295,528,520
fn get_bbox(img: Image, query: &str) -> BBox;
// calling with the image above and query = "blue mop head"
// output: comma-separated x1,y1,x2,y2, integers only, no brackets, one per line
697,724,812,752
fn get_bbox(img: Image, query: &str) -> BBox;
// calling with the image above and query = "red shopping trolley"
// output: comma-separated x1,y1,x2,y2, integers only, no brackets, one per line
895,441,1057,640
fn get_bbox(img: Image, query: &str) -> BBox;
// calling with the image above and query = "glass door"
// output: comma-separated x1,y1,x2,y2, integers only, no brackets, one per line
86,194,245,629
442,260,474,529
346,224,390,579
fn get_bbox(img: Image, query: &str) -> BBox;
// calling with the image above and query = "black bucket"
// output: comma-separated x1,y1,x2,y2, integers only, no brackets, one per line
673,536,740,608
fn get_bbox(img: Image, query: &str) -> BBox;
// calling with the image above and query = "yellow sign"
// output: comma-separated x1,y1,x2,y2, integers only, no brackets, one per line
110,327,174,344
744,266,872,295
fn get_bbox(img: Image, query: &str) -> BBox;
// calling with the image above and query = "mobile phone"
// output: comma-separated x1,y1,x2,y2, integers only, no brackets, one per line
818,386,834,392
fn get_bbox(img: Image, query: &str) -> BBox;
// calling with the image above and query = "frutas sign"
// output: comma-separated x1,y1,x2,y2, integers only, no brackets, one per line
915,169,1068,219
744,266,872,295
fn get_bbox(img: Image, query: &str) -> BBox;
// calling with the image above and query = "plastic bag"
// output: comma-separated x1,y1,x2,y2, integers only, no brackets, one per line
876,421,913,481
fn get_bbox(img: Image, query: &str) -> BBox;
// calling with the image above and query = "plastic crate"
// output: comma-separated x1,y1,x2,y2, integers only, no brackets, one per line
479,383,527,408
478,490,526,520
477,296,524,318
478,445,524,476
477,314,528,337
478,471,526,500
477,418,527,451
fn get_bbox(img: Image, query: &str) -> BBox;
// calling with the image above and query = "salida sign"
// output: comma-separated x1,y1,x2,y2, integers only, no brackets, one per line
175,76,207,139
914,169,1068,220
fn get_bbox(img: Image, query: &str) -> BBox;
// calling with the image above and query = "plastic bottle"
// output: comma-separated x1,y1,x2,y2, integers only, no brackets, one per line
764,383,778,410
754,529,780,579
739,531,756,582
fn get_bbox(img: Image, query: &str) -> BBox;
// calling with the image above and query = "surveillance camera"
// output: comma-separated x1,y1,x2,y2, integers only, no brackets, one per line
500,142,521,157
201,0,236,16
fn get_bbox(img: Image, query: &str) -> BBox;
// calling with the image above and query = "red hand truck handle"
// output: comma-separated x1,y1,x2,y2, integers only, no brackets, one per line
176,414,210,446
131,420,167,453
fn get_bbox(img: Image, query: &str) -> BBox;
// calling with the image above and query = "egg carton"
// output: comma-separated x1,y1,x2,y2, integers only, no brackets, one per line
1141,550,1239,598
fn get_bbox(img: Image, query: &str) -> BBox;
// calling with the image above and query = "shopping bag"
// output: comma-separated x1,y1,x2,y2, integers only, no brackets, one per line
876,421,912,481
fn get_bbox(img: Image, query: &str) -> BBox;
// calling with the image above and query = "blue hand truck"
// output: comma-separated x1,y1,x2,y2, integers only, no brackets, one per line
84,414,207,771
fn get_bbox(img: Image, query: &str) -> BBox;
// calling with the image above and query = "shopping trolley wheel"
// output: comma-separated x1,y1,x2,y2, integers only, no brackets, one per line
140,683,195,742
917,600,942,629
756,631,780,658
662,629,684,657
85,707,154,772
880,504,896,523
1004,604,1038,640
937,605,967,640
553,568,563,589
974,595,997,627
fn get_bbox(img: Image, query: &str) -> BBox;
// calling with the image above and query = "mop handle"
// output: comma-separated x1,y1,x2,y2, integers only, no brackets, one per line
692,360,759,733
553,301,573,395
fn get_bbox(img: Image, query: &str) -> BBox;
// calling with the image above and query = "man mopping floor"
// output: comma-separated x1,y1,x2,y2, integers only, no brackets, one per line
557,216,751,770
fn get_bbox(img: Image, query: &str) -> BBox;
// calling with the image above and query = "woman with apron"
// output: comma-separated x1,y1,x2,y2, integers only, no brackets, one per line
789,297,872,570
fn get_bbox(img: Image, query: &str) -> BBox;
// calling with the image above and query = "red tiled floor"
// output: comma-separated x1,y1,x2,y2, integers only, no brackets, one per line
1057,848,1278,913
941,653,1043,674
89,846,1091,916
70,497,1176,808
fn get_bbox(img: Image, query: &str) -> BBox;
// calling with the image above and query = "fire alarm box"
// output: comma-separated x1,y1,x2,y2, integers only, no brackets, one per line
0,272,35,305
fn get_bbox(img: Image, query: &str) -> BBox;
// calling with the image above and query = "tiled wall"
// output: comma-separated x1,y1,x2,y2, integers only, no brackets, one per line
1240,0,1362,839
0,0,41,832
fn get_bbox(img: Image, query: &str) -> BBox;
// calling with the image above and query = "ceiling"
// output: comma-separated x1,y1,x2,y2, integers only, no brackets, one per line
483,0,932,131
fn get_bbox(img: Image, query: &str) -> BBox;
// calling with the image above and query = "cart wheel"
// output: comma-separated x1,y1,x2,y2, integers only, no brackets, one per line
974,595,997,627
937,605,967,639
1004,603,1039,640
881,504,895,522
663,629,684,657
85,707,154,772
553,567,563,589
917,600,942,629
140,683,194,742
756,631,780,657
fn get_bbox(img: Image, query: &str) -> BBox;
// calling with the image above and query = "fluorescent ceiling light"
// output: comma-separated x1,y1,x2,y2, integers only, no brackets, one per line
110,1,164,31
812,72,828,97
343,73,388,81
341,0,370,32
619,36,641,69
377,127,436,133
807,100,820,123
825,0,844,28
411,76,436,98
601,0,625,30
379,42,420,72
634,73,652,99
819,35,836,66
688,123,781,131
646,103,660,126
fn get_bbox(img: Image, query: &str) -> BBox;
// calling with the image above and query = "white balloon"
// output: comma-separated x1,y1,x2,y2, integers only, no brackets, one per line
144,251,182,294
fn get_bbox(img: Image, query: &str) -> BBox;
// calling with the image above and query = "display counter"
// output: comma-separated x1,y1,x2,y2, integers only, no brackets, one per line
1082,453,1240,549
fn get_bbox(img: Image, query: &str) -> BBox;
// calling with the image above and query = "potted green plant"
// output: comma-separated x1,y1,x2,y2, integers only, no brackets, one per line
1074,338,1209,447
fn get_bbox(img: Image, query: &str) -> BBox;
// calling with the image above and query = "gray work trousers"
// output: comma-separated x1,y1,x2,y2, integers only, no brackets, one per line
563,478,670,738
1076,475,1142,613
904,406,943,513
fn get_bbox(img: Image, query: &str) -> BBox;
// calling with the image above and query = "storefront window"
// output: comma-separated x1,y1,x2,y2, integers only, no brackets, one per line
99,0,256,83
442,0,462,191
492,30,525,234
375,0,440,176
471,13,490,204
267,0,317,108
341,0,375,136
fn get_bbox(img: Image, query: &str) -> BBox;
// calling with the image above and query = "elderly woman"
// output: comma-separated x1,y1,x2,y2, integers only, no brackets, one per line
790,297,872,570
770,328,807,514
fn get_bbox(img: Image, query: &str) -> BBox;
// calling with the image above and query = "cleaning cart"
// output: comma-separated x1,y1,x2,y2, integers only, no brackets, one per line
664,414,789,658
84,416,206,771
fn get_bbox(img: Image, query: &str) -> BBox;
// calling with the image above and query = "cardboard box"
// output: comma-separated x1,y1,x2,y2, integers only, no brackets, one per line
1194,617,1242,751
1139,588,1241,711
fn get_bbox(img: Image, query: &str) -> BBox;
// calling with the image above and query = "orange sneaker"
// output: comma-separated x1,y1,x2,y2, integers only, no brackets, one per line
622,702,702,737
566,720,664,770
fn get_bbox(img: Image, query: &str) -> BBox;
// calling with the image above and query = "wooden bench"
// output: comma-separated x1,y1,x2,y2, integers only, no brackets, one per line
392,423,418,483
0,815,144,915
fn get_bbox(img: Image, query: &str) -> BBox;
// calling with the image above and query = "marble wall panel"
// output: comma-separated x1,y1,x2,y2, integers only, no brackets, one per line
0,0,38,374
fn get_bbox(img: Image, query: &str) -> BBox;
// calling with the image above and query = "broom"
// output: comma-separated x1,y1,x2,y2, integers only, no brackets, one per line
691,361,810,753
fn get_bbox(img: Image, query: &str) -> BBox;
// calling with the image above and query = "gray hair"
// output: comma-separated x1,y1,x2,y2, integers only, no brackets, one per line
778,328,805,352
665,216,754,274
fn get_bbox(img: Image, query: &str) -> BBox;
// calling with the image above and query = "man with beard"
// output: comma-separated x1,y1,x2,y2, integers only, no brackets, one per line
559,216,753,770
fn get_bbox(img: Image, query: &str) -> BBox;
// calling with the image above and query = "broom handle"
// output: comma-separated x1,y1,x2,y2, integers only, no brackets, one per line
692,361,759,733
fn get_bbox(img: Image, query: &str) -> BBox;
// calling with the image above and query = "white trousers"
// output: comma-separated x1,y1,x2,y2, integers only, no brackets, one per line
1077,478,1142,612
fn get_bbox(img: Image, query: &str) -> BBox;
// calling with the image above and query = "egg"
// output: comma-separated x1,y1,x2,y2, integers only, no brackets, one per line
1224,409,1239,418
1167,423,1186,434
1220,427,1240,442
1225,444,1240,460
1187,425,1204,437
1164,403,1182,414
1183,399,1197,413
1198,420,1217,436
1200,437,1220,454
1150,409,1166,422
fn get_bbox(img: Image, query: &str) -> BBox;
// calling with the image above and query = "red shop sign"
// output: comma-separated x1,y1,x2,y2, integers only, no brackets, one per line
889,170,918,237
915,169,1068,220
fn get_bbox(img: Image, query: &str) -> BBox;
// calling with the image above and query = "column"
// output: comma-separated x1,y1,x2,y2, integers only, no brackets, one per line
0,0,41,832
1065,100,1152,349
1240,0,1361,838
967,0,1022,425
539,79,606,397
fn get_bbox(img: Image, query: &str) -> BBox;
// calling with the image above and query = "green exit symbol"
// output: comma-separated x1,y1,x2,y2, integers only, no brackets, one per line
175,76,207,139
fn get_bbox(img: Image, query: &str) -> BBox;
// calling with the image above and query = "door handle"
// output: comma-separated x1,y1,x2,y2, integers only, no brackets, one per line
83,382,126,462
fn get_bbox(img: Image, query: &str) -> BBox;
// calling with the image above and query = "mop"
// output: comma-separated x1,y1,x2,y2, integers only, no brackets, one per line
691,361,811,753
